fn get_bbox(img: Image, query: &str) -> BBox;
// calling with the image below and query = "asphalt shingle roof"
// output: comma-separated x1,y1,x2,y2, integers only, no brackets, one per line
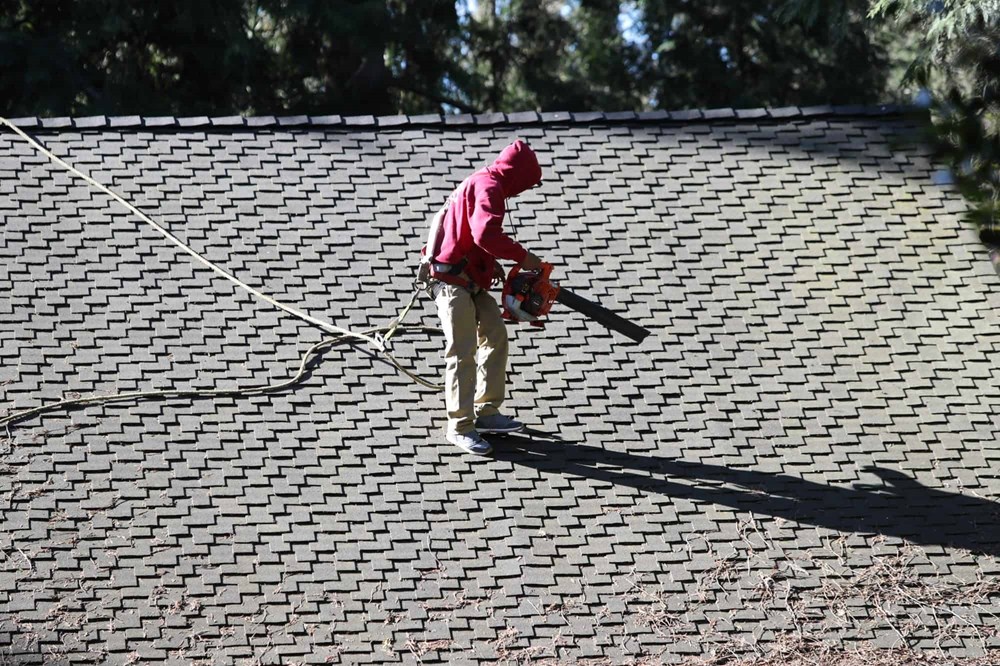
1,107,999,664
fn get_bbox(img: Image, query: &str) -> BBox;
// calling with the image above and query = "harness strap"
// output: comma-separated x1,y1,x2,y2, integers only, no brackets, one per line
432,272,479,293
431,259,466,275
420,179,482,292
422,178,468,265
430,260,477,292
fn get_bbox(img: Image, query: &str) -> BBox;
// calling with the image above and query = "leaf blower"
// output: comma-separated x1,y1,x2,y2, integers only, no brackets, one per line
501,262,651,343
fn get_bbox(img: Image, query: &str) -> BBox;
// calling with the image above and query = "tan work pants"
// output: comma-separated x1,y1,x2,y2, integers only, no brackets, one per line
433,282,508,435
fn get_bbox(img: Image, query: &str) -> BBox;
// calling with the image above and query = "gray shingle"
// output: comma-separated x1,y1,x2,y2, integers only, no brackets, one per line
506,111,539,123
277,115,309,126
473,112,507,125
176,116,210,127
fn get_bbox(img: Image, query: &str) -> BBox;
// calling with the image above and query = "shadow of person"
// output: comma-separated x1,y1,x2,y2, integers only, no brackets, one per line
493,429,1000,557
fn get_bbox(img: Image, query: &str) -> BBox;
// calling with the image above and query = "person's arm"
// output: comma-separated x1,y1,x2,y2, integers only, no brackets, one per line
520,251,543,270
493,252,542,287
469,185,528,263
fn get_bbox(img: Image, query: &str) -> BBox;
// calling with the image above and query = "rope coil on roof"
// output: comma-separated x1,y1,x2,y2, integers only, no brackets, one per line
0,117,443,429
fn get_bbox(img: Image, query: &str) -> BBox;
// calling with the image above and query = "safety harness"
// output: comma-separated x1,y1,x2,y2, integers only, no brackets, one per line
416,179,480,294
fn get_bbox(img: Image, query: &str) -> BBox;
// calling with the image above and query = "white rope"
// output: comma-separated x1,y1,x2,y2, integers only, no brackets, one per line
0,117,444,428
0,117,369,344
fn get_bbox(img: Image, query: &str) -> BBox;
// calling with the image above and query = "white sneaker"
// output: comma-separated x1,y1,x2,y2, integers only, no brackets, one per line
446,430,493,455
475,413,525,434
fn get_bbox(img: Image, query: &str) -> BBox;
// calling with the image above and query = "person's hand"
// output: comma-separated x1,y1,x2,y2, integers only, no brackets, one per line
492,262,506,287
521,252,543,271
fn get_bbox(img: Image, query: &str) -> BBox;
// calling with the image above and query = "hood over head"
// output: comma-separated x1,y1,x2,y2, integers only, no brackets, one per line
488,139,542,197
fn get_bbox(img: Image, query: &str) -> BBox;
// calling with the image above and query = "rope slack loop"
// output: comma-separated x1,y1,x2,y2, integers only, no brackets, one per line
0,117,445,429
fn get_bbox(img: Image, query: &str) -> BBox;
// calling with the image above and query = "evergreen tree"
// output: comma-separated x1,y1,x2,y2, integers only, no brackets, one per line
0,0,462,117
0,0,894,118
868,1,1000,236
636,0,887,109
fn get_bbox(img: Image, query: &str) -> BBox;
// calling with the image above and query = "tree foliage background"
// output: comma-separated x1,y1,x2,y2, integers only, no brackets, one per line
1,0,893,118
867,0,1000,236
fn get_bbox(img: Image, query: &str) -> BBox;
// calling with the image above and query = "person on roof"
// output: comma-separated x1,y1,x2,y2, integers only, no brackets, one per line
426,139,545,455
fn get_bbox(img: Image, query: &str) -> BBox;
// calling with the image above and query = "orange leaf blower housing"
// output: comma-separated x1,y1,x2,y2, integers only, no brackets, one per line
501,262,651,344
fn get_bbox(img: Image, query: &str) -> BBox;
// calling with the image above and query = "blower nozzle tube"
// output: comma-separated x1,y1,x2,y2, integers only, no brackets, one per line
555,288,651,343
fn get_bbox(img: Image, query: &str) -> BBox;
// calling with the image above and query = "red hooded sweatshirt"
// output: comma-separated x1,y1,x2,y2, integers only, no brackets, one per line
430,140,542,291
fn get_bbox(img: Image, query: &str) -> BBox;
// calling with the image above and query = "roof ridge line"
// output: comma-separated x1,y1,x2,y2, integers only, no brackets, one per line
3,104,919,132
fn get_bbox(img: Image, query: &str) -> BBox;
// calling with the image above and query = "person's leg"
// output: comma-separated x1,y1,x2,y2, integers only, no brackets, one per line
472,289,509,419
434,283,478,435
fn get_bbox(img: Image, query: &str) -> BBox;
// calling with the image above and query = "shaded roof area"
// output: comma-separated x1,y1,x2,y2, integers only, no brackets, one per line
1,107,999,664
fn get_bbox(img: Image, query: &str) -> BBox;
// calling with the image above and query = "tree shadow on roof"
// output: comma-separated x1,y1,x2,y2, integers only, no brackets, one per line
493,429,1000,557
